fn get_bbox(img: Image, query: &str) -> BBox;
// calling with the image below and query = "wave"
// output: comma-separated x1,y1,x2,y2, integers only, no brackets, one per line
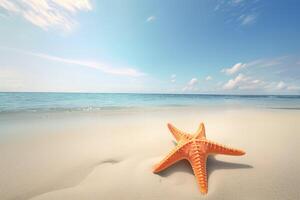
0,92,299,113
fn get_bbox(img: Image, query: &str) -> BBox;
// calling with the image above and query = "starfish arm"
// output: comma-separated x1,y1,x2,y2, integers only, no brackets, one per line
206,141,245,156
167,123,192,142
193,122,206,139
188,154,208,194
153,146,184,173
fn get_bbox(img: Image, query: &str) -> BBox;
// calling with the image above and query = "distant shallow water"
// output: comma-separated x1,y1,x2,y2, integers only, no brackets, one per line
0,92,299,113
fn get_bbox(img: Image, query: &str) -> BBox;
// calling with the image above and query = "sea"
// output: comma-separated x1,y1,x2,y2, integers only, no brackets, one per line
0,92,299,113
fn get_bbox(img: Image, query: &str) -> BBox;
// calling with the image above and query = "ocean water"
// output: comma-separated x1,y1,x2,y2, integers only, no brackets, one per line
0,92,299,113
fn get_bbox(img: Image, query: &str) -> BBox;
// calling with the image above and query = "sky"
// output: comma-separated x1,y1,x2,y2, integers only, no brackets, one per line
0,0,299,94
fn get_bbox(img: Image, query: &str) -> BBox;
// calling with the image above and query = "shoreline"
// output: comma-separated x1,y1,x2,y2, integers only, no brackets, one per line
1,93,300,114
1,104,299,118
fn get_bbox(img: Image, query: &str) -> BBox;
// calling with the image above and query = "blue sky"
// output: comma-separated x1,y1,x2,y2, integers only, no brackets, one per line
0,0,299,94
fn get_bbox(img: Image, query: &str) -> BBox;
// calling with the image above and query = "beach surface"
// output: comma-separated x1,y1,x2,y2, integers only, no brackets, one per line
0,107,300,200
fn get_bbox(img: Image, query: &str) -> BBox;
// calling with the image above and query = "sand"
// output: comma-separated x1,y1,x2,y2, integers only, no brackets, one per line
0,107,300,200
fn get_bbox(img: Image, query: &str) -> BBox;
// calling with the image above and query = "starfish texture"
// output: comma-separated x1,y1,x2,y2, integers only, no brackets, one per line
153,122,245,194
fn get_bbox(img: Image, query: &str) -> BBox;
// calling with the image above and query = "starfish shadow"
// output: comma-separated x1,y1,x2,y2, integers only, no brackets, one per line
206,156,253,178
158,155,253,179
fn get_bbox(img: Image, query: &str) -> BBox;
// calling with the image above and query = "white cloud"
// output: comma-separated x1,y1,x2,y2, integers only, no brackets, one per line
28,51,145,77
146,15,156,22
188,78,198,85
223,73,267,91
246,58,281,68
214,0,259,26
239,14,257,25
232,0,244,4
276,81,287,90
222,72,300,93
221,56,300,93
287,85,300,91
233,56,299,81
0,0,92,32
264,81,300,92
205,76,212,81
214,4,220,11
223,73,246,90
222,63,246,75
171,74,176,83
51,0,91,13
0,0,19,12
183,78,198,92
230,0,245,6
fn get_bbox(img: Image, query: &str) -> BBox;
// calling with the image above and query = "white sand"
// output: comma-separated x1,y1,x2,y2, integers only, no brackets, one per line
0,107,300,200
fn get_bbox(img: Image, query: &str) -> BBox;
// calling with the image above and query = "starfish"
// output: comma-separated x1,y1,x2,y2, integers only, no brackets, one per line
153,122,245,194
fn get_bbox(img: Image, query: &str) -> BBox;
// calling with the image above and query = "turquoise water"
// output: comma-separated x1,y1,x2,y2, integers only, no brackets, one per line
0,92,299,113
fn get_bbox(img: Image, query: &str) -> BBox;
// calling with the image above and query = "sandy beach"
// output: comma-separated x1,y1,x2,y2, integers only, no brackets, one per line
0,106,299,200
1,0,300,198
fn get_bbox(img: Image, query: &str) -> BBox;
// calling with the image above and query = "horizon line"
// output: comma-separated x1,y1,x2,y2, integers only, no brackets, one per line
0,91,299,96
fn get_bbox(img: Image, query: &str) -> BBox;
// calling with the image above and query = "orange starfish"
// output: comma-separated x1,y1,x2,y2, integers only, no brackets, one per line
153,122,245,194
